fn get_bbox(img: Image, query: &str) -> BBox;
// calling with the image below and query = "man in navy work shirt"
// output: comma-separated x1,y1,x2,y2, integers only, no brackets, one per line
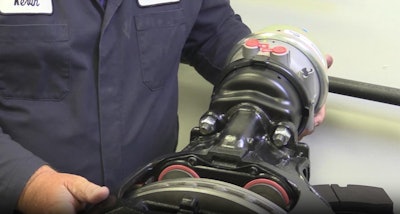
0,0,332,213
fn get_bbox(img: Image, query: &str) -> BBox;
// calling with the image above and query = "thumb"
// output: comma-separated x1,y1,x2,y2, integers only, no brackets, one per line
65,175,110,205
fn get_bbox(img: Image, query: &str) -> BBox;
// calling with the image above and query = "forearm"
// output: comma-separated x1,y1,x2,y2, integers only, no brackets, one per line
181,0,252,84
0,128,46,213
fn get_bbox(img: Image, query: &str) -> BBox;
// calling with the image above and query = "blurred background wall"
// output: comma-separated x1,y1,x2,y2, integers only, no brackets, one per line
177,1,400,212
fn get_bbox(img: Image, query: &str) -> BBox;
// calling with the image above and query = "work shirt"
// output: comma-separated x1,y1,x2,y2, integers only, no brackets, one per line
0,0,251,212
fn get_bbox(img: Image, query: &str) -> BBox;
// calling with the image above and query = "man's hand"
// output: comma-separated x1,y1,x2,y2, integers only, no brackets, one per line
313,54,333,126
17,165,109,214
299,55,333,139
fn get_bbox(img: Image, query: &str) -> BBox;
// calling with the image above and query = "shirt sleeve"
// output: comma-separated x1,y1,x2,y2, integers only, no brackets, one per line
0,127,47,213
181,0,252,85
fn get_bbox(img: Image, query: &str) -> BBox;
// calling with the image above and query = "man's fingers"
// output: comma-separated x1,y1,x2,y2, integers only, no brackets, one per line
65,175,110,205
314,104,326,127
326,54,333,69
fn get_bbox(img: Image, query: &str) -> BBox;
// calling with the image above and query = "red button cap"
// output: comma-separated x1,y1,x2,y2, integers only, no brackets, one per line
245,38,260,48
272,46,287,54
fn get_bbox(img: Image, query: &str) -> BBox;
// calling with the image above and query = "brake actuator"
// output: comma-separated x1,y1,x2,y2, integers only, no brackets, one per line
87,26,393,214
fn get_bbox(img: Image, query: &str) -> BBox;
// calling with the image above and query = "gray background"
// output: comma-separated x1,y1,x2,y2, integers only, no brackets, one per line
177,0,400,212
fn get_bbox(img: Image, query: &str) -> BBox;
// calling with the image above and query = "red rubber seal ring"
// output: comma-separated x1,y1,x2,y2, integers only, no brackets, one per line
244,178,290,206
158,165,200,181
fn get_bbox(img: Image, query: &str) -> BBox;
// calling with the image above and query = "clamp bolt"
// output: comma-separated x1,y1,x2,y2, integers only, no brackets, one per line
199,115,217,135
272,126,292,147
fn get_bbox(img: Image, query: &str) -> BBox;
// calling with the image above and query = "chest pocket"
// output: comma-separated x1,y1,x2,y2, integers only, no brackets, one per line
135,9,187,91
0,24,70,101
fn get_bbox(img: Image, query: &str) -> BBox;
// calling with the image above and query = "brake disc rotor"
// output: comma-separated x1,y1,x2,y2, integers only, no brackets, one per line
126,178,287,214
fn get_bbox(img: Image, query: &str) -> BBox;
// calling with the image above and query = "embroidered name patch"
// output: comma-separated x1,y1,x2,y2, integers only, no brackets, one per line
0,0,53,14
138,0,180,7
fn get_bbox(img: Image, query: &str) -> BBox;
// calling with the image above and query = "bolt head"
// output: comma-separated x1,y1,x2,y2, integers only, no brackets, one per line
273,126,292,147
199,115,217,135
